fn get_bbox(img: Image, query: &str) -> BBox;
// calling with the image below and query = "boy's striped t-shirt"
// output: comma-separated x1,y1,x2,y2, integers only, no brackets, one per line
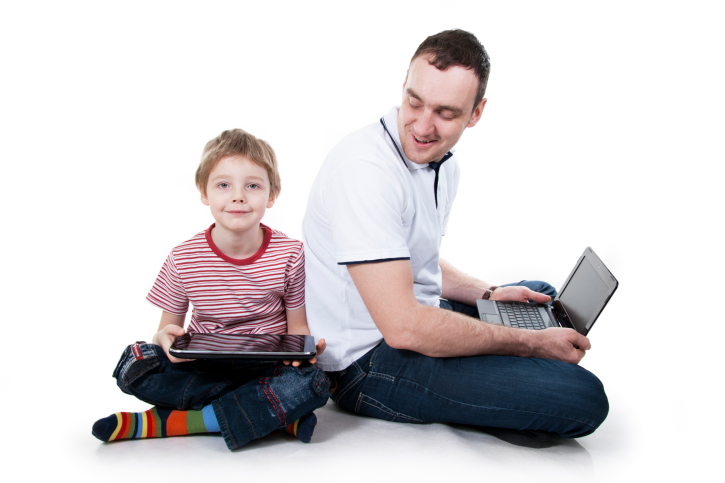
147,223,305,335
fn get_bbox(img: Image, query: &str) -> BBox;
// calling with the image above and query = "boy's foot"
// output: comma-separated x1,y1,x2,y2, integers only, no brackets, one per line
281,412,317,443
92,405,220,442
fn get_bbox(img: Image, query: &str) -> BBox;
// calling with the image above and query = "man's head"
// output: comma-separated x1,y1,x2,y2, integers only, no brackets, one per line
412,29,490,108
196,128,281,199
398,29,491,164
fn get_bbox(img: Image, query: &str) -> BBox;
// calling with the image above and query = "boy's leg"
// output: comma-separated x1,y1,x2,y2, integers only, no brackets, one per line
94,342,272,442
212,364,330,450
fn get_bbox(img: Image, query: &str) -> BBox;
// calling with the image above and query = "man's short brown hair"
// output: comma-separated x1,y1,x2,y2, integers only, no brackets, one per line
411,29,491,108
196,128,281,199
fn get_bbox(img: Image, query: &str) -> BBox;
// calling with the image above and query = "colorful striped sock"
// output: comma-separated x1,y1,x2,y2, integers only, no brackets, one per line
281,412,317,443
92,404,220,442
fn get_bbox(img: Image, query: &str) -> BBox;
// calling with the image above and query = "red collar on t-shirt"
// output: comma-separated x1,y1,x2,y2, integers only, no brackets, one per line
204,223,272,265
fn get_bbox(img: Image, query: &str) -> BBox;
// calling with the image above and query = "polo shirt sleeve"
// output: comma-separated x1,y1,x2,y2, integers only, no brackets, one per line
146,253,190,315
283,244,305,310
325,158,410,265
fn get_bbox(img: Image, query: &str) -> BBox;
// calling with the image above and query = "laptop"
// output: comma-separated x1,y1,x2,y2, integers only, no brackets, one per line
476,247,618,336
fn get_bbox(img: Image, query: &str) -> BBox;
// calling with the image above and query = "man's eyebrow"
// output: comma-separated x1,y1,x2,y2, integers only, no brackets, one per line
406,88,463,116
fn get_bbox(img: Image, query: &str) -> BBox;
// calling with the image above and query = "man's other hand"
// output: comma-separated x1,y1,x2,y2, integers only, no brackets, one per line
490,285,552,304
532,328,591,364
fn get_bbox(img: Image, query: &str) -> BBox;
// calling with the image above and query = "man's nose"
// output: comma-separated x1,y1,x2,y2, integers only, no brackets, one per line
415,109,435,137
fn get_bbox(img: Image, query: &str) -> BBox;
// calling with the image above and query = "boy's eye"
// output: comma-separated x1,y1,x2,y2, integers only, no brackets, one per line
218,182,229,189
248,183,260,189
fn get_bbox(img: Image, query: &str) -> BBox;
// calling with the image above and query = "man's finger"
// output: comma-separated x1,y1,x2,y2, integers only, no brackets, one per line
527,290,552,303
575,334,592,351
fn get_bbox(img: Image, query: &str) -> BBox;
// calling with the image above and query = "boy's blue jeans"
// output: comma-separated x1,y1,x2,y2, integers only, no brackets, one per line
112,343,330,450
328,281,609,438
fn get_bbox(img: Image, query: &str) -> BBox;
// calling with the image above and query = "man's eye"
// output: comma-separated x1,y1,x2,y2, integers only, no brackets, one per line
409,98,422,108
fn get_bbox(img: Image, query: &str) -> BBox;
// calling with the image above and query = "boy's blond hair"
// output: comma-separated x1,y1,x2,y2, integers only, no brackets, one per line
196,129,281,199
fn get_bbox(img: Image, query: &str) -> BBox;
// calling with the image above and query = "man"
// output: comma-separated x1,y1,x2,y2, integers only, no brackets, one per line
302,29,608,438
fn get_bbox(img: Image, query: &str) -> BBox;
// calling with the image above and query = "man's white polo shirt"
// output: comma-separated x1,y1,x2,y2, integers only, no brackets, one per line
302,107,460,371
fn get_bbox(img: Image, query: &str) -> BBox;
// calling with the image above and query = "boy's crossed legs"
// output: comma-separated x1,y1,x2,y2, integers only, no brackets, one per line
93,343,329,450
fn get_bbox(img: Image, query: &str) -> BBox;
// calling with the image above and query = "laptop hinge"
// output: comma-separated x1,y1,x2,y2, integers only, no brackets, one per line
552,300,576,330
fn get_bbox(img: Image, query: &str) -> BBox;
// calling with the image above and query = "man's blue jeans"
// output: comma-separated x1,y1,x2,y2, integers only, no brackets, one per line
112,343,330,450
328,281,608,438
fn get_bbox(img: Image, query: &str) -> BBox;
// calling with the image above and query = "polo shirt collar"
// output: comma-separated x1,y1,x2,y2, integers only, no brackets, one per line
383,107,455,171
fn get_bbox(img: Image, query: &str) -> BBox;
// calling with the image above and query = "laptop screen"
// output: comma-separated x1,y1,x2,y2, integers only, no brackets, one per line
557,248,618,334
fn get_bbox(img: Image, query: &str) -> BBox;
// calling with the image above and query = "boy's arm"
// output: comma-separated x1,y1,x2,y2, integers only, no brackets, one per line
151,311,189,363
285,305,325,366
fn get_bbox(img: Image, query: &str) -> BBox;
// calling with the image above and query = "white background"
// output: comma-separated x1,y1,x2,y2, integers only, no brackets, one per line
1,1,723,481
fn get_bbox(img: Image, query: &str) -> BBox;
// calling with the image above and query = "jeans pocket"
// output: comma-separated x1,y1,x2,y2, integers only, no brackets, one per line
355,393,423,423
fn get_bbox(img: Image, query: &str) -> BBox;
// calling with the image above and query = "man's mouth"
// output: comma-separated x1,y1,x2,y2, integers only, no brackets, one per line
413,135,435,145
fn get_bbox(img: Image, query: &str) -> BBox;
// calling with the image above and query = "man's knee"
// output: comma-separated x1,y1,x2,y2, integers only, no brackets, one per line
567,368,609,437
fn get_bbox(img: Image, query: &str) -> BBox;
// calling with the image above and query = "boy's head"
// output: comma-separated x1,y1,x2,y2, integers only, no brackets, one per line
196,129,281,200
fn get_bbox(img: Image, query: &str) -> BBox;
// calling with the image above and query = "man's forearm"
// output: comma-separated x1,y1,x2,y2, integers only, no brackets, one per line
439,258,494,305
390,303,535,358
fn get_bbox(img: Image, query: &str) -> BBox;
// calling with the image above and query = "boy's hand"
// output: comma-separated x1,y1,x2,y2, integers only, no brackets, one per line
152,324,193,363
284,338,326,367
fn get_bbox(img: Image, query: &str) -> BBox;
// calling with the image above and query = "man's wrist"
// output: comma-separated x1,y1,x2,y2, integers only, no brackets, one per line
482,286,499,300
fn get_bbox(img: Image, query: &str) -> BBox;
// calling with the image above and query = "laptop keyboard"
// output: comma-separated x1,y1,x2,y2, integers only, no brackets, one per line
498,303,548,330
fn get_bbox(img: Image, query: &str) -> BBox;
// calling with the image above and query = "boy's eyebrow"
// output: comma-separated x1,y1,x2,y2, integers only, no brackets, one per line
209,173,266,182
406,88,463,116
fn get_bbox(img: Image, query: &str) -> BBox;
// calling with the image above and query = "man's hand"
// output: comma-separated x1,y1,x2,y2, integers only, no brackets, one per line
284,338,326,367
151,324,190,363
530,328,591,364
490,285,552,304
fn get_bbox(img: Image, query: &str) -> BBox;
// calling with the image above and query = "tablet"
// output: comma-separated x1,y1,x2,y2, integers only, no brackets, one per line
169,333,317,360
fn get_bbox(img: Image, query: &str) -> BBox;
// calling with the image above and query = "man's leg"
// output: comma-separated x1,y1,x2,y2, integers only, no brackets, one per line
331,339,608,438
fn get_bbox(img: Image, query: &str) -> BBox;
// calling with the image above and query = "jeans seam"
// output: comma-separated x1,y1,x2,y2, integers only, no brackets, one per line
368,371,395,382
358,393,424,423
335,364,367,401
216,400,237,448
233,392,257,439
395,376,599,430
180,375,198,408
260,377,287,426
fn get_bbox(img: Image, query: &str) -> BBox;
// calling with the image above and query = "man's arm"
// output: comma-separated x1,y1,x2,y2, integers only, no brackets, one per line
439,258,551,306
347,260,589,364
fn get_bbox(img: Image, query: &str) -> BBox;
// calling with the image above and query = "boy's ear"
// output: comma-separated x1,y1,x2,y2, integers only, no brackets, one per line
201,192,210,206
266,197,276,209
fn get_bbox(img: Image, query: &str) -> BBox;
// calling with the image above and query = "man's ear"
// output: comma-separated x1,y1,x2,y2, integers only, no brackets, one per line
266,197,276,209
402,70,409,91
467,98,487,128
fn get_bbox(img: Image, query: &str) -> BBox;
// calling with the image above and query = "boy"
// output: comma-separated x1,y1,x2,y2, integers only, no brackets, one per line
92,129,329,450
